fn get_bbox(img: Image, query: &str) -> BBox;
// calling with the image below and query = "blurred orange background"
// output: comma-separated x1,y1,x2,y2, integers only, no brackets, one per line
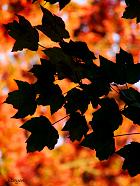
0,0,140,185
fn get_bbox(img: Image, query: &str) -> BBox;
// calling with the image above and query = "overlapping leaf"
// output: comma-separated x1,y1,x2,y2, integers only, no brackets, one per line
121,87,140,124
62,112,88,141
29,58,56,83
5,80,37,118
20,116,59,152
116,142,140,176
81,132,115,160
44,47,88,82
90,98,123,132
100,48,140,84
64,87,90,114
4,15,39,51
81,97,122,160
36,6,69,42
122,0,140,23
80,80,110,108
29,58,64,114
60,40,96,63
116,48,140,84
35,82,64,114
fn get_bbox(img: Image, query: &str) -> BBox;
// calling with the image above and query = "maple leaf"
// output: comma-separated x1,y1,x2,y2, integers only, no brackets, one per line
120,87,140,106
36,6,69,42
99,48,140,85
5,80,37,118
120,88,140,124
29,58,56,83
4,15,39,51
64,88,90,114
29,58,64,114
122,0,140,23
62,112,89,141
90,98,123,132
20,116,59,152
44,47,86,83
60,40,96,63
116,48,140,84
34,82,64,115
80,80,110,108
122,106,140,124
116,142,140,176
81,132,115,160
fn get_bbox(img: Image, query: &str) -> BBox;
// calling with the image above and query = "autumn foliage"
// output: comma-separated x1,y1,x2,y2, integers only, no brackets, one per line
1,0,140,185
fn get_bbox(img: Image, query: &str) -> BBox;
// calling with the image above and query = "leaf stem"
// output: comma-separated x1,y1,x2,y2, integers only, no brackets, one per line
114,132,140,137
52,114,70,125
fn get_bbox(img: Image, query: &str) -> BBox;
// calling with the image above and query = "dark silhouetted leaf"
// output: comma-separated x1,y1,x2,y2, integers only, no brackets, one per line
116,48,134,65
122,0,140,23
20,116,59,152
122,106,140,124
116,142,140,176
64,88,90,114
44,0,71,10
36,6,69,42
121,88,140,124
99,55,116,83
120,87,140,106
90,98,123,132
44,47,86,83
44,47,72,66
4,15,39,51
116,48,140,84
100,49,140,84
29,58,56,83
35,82,64,115
5,80,37,118
81,132,115,160
80,80,110,108
62,112,88,141
60,40,96,63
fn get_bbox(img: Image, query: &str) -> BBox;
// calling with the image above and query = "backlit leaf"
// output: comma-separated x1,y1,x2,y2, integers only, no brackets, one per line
4,15,39,51
116,142,140,176
20,116,59,152
81,132,115,160
62,112,88,141
122,0,140,23
64,88,90,114
5,80,37,118
90,98,123,132
60,40,96,63
36,6,69,42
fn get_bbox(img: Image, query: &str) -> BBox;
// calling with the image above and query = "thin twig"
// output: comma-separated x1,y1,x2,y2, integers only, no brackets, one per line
52,114,70,125
114,132,140,137
38,43,47,50
110,85,120,94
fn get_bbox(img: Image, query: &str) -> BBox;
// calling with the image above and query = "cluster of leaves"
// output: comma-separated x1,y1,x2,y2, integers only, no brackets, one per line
4,0,140,177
